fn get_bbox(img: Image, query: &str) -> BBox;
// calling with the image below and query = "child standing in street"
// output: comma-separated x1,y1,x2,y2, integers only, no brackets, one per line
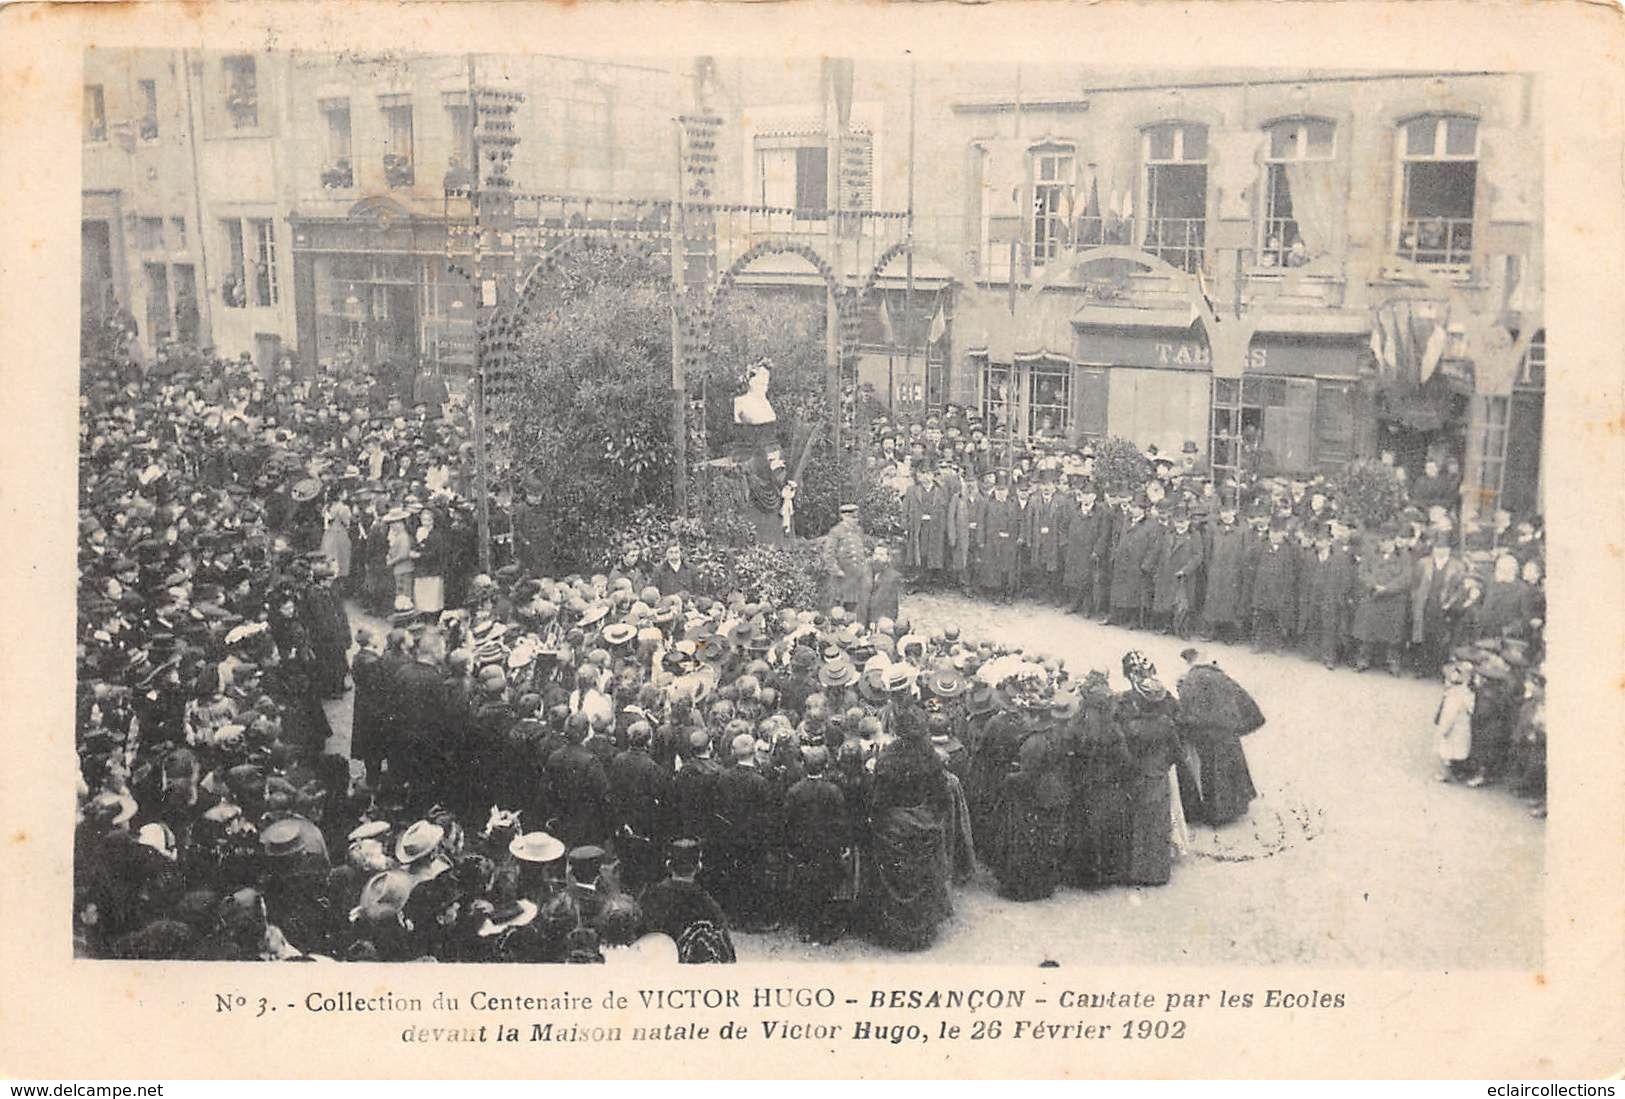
1432,659,1476,782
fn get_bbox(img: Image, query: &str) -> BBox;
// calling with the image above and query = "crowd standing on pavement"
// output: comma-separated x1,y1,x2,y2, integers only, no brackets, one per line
72,328,1547,963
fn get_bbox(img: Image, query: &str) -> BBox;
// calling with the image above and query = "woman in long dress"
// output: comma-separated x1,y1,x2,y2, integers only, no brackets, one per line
863,703,952,951
1173,653,1263,826
320,499,353,587
1116,652,1182,887
1065,673,1133,888
993,710,1071,901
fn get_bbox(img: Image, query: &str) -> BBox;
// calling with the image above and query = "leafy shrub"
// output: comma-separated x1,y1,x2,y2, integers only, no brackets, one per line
1092,435,1152,495
1330,458,1408,529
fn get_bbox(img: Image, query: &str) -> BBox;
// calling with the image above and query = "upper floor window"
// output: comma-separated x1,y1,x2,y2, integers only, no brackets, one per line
1142,122,1208,273
1261,117,1335,268
756,133,829,214
138,80,160,141
443,91,473,177
1029,145,1074,268
1396,114,1478,268
559,82,613,193
137,217,165,252
380,96,415,189
169,217,187,252
222,55,259,130
84,85,107,142
320,98,353,190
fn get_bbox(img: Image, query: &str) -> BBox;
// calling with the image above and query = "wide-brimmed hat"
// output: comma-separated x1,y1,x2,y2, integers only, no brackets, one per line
477,898,539,938
394,820,445,865
857,668,889,704
508,831,566,864
819,657,859,688
601,622,637,646
381,507,410,523
290,478,322,503
347,820,391,843
352,869,414,922
927,669,966,699
578,605,609,629
260,815,327,859
883,663,918,694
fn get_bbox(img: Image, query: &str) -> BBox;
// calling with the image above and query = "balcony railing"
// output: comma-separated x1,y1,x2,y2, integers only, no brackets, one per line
383,154,414,190
1396,216,1473,268
1143,217,1206,274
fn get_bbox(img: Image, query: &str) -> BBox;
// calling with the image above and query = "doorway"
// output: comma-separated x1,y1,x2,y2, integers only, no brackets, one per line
143,263,171,344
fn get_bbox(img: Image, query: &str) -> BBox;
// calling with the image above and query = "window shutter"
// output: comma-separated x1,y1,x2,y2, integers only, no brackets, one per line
1266,377,1318,473
1074,365,1109,441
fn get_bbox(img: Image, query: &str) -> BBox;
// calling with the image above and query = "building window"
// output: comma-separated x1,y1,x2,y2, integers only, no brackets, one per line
1210,375,1287,483
1396,114,1477,268
1030,146,1074,268
1142,122,1208,273
756,134,830,214
221,220,247,308
1472,395,1511,514
223,55,259,130
444,91,472,174
169,217,187,252
138,80,160,141
1027,360,1072,439
320,98,353,189
144,263,171,343
1260,117,1335,268
381,97,415,189
84,85,107,142
1517,329,1545,390
981,359,1015,439
251,218,279,307
137,217,165,253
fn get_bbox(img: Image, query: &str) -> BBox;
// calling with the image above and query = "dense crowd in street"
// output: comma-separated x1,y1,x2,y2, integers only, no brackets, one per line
73,330,1546,964
855,409,1547,797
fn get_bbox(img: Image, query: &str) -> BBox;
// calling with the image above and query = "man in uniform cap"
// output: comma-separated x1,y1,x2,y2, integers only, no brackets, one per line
820,505,868,616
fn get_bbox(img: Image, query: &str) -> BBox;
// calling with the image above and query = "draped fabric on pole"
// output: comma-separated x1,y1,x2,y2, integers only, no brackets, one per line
1281,160,1342,258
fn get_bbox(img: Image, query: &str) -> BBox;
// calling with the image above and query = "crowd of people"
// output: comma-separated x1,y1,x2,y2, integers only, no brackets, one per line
73,335,1545,964
852,409,1547,811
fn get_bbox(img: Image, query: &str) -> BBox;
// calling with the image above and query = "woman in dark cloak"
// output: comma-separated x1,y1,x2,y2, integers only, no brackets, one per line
862,702,952,951
1173,651,1263,826
1115,651,1182,887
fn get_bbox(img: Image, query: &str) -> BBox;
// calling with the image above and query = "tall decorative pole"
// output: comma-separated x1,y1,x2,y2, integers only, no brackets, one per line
670,112,688,516
468,54,492,576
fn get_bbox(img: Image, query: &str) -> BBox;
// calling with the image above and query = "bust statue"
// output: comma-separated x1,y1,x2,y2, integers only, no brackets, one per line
733,363,777,427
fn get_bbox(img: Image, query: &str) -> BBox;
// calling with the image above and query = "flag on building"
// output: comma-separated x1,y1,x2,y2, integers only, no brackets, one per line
877,295,896,345
927,300,946,345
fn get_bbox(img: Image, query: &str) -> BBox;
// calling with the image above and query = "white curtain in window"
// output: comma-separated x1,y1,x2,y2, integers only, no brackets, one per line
1282,160,1342,257
1212,131,1264,221
758,148,796,208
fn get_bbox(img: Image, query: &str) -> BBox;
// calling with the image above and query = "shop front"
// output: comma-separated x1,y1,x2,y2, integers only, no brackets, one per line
290,198,476,382
1072,320,1371,479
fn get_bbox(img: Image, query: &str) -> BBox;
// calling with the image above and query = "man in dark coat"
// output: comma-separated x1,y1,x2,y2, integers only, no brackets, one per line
674,730,722,837
1200,503,1248,641
819,505,869,614
977,477,1020,600
1297,525,1357,668
545,720,611,850
1352,528,1410,674
390,630,455,811
1152,508,1204,637
712,733,782,932
349,630,389,786
639,840,736,964
1108,503,1156,627
606,723,673,893
1249,518,1297,653
653,543,696,598
782,746,851,944
1025,477,1068,603
1062,483,1109,615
